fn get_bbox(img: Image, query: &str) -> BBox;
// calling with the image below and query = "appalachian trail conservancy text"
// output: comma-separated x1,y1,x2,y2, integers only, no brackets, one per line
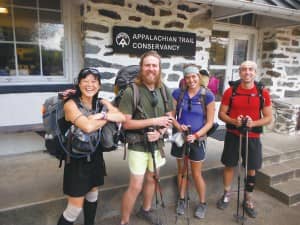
132,33,195,51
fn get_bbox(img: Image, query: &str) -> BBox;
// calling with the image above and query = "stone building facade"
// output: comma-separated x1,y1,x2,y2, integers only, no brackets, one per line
81,1,300,99
81,0,300,134
81,0,213,99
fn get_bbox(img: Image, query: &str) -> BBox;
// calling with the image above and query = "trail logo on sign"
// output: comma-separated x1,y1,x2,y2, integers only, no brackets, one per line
116,32,130,48
112,26,196,57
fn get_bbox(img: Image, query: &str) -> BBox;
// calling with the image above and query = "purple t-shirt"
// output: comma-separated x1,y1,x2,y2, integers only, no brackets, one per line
172,88,214,133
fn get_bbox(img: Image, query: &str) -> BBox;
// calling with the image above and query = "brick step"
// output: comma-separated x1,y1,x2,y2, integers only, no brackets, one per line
262,146,300,167
259,178,300,207
257,158,300,206
257,158,300,186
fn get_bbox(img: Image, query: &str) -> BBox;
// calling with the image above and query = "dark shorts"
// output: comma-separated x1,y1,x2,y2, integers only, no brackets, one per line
221,131,262,170
171,140,206,162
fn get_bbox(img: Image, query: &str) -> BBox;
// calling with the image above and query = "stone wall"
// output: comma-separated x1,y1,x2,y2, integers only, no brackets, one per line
259,26,300,134
82,0,212,99
260,26,300,99
272,98,300,134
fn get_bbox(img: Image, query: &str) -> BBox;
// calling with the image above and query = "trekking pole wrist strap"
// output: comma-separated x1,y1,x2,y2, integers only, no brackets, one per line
194,132,201,139
101,111,107,120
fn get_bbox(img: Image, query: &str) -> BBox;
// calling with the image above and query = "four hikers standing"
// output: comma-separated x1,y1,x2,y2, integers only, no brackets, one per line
52,53,272,225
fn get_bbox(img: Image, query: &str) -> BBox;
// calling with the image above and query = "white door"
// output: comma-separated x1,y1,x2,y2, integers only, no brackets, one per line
209,28,256,101
226,33,254,88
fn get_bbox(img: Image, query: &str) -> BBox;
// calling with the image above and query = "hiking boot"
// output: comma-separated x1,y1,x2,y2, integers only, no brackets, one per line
216,191,231,210
136,207,163,225
194,202,207,219
176,199,185,215
243,200,257,218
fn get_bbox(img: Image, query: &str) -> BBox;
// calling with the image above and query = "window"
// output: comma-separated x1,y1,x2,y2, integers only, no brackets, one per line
209,30,229,65
233,39,248,65
218,14,256,27
0,0,64,81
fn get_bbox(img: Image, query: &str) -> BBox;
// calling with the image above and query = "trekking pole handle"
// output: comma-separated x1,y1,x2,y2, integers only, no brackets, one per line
241,117,248,128
147,126,156,144
238,117,248,134
187,125,192,135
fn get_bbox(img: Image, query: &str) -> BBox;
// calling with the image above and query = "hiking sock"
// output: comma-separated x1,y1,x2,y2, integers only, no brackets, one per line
224,185,231,192
246,191,253,201
57,215,74,225
59,204,82,225
83,200,98,225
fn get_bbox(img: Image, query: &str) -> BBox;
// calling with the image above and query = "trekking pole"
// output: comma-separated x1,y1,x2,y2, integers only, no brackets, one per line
175,125,191,225
148,127,167,225
242,119,249,225
185,126,191,225
234,118,247,223
175,140,190,225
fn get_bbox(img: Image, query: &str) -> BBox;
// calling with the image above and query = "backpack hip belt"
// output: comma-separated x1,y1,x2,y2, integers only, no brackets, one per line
126,133,146,145
226,124,262,133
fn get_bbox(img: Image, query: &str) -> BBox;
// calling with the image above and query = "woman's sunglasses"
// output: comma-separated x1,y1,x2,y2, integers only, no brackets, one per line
80,67,101,78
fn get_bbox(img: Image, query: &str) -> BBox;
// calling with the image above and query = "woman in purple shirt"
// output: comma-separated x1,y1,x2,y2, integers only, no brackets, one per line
171,64,215,219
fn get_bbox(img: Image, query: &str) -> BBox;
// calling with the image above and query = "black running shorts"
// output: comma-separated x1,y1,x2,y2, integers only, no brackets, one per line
171,140,206,162
221,131,262,170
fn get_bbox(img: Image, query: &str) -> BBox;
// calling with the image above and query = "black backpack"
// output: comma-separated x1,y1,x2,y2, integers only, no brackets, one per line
98,65,140,153
226,79,265,133
42,95,71,166
114,65,140,107
42,94,101,166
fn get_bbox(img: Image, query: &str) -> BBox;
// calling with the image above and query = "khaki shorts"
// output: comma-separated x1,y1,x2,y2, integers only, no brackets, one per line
128,149,166,175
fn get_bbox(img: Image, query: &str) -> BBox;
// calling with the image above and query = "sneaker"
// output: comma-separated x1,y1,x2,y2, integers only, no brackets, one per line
243,200,258,218
136,207,162,225
216,191,230,210
194,202,207,219
176,199,185,215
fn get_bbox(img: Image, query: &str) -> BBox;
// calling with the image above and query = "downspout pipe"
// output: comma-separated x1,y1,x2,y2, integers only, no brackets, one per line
188,0,300,22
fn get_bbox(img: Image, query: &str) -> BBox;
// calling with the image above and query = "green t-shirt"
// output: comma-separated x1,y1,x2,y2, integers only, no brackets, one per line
118,84,174,152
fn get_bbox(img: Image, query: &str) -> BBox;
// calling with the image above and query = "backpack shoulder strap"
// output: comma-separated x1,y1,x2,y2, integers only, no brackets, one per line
231,79,241,96
227,80,241,114
175,87,186,118
131,83,148,119
131,83,140,111
254,81,265,111
96,98,103,112
159,83,169,113
199,87,207,117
